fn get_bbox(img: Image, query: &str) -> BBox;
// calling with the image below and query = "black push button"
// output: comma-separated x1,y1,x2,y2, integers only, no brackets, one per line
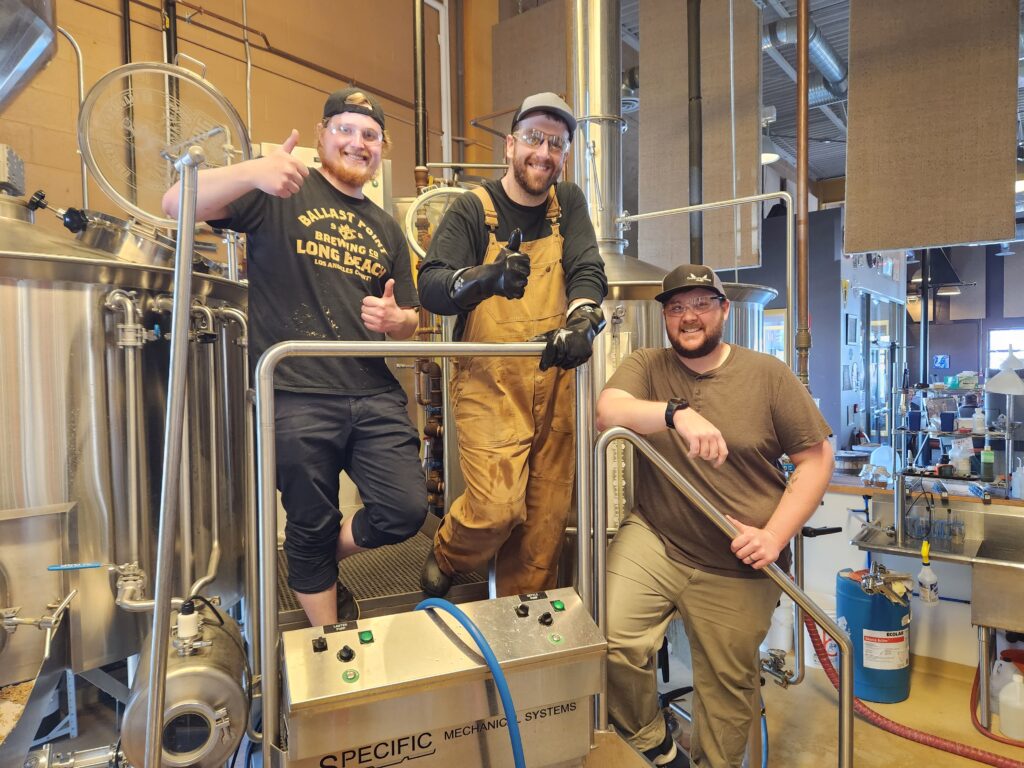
337,645,355,662
538,612,553,626
312,637,328,653
516,604,530,618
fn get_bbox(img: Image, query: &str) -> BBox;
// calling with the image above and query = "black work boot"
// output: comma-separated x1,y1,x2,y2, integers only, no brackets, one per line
420,549,452,597
643,730,689,767
336,579,360,621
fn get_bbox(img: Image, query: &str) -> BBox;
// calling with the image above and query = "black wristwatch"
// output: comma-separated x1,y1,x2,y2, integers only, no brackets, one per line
665,397,689,429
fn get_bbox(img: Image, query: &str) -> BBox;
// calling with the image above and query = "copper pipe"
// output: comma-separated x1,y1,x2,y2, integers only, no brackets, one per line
414,0,428,168
795,0,811,386
687,0,703,265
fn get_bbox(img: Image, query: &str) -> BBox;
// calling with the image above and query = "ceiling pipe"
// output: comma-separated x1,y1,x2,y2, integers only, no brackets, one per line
796,0,811,386
763,17,848,108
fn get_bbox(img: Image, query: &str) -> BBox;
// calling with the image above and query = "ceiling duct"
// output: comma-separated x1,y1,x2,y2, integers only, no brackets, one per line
621,65,640,114
0,0,57,111
762,17,848,107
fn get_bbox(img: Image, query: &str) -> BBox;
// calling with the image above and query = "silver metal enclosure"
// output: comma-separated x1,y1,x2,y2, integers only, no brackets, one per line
278,587,605,768
0,195,248,683
722,282,778,353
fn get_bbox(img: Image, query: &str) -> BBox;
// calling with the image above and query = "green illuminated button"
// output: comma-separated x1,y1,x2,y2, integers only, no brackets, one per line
358,630,374,645
551,599,565,612
342,669,359,683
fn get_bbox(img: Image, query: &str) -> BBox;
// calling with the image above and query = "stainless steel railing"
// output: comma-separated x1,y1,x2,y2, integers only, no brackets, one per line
592,427,854,768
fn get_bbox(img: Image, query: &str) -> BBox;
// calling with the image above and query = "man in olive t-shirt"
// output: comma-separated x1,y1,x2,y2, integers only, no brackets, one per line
595,264,834,768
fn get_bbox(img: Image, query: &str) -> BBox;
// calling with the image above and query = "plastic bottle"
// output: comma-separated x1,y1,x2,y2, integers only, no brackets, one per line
973,409,987,434
980,443,995,482
950,443,972,475
998,673,1024,739
917,541,938,605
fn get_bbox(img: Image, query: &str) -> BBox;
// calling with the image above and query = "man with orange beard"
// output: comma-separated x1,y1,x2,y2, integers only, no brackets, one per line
163,88,426,627
417,93,607,598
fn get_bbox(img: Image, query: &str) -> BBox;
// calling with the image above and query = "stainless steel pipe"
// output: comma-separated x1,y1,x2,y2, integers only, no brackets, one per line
143,144,204,768
618,191,795,368
187,303,222,599
592,427,854,768
572,0,627,256
255,340,591,765
104,289,142,565
217,305,260,689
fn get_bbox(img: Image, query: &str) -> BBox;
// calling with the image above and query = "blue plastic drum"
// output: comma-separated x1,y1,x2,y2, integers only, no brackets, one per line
835,568,911,703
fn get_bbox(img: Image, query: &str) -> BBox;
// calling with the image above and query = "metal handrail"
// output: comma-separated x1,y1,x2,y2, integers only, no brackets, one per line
617,191,795,370
592,427,854,768
254,340,590,765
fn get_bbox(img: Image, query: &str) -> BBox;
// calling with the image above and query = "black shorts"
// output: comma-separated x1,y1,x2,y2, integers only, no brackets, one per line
275,388,427,594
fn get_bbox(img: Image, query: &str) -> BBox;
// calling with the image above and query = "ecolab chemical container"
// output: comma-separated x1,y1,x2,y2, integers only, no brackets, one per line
836,568,911,703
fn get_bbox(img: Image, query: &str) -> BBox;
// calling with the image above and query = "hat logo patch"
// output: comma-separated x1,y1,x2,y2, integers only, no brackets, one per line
686,272,711,283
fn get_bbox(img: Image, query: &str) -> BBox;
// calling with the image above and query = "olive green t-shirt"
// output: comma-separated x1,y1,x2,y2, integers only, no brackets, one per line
606,345,832,578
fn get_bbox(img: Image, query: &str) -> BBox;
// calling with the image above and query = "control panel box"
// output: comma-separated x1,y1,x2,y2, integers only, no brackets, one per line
279,587,606,768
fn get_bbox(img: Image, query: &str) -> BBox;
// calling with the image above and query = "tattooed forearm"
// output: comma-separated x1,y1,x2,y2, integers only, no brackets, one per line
785,465,802,494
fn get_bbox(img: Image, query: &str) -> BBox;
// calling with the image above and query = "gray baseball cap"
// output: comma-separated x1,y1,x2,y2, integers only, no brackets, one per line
511,92,577,135
655,264,728,303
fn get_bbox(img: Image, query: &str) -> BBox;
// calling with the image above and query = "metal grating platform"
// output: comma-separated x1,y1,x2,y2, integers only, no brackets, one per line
277,525,488,628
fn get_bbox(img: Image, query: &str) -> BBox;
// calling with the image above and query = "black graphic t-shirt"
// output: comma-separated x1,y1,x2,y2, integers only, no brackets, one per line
211,171,418,395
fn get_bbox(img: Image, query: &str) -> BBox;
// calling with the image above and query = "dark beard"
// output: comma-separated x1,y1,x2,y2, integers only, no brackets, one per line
670,325,724,359
512,154,558,196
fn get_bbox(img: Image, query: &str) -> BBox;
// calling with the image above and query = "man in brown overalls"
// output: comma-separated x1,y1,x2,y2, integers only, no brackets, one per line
417,92,608,597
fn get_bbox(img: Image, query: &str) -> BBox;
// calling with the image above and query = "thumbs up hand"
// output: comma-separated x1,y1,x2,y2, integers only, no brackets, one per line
254,129,310,198
361,279,405,333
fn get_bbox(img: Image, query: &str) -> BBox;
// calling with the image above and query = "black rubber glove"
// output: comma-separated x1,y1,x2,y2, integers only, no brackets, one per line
448,229,530,310
534,304,606,371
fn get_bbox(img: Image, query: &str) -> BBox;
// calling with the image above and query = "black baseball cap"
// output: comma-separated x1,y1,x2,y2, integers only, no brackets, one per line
323,87,386,131
655,264,728,303
510,92,577,135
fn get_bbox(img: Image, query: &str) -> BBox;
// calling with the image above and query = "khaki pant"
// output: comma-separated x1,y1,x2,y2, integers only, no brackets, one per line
606,516,780,767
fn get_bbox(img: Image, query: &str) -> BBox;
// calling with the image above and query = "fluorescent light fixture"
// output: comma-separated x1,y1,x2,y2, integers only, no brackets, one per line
761,135,780,165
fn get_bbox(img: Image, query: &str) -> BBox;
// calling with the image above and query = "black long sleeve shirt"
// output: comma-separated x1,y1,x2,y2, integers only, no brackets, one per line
417,179,607,339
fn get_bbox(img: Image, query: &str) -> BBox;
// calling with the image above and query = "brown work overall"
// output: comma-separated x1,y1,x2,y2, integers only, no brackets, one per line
434,185,576,596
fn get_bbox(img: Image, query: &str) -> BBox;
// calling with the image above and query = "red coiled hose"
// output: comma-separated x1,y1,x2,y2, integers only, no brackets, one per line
805,616,1024,768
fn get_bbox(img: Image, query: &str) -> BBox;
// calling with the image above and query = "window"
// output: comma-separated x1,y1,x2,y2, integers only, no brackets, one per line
988,328,1024,370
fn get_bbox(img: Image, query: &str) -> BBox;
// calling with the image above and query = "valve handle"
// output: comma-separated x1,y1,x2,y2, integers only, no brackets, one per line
48,562,103,571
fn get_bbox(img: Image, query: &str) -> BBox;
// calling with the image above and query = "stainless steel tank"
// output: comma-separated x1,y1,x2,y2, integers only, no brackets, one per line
0,195,248,683
721,282,778,353
591,256,666,530
121,602,248,768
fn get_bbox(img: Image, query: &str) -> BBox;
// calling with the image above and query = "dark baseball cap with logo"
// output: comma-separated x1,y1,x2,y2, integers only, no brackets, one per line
323,87,386,131
511,92,577,135
655,264,728,303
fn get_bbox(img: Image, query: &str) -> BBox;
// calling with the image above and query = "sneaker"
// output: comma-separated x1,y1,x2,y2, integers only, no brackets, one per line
642,730,689,767
336,580,360,621
420,549,452,597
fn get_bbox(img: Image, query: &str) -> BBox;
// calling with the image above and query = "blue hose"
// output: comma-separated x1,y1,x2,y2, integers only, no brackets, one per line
415,598,526,768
